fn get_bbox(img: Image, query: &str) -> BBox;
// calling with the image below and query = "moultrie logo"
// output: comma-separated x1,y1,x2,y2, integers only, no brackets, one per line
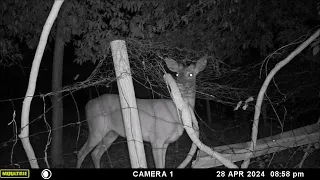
0,169,30,178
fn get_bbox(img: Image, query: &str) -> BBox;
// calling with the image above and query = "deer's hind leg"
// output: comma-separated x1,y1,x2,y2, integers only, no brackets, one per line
77,128,107,168
91,130,119,168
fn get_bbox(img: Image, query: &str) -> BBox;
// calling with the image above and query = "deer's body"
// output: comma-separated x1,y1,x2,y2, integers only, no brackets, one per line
77,57,207,168
86,94,184,145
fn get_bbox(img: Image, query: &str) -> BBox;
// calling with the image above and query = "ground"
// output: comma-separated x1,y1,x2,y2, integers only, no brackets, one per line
1,104,319,169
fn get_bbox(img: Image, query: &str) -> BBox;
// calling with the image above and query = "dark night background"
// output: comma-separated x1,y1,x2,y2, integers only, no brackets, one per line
0,0,320,169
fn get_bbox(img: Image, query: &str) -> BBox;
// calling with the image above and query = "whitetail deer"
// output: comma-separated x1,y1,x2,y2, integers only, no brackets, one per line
76,56,207,168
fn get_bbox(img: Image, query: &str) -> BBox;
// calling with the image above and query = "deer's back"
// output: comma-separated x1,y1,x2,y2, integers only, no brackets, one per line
85,94,183,141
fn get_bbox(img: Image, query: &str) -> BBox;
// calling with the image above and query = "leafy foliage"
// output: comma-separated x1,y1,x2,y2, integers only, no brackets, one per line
0,0,52,67
1,0,319,66
69,0,319,65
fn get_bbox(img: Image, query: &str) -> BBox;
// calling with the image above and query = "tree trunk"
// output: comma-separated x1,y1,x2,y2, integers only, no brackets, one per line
206,99,212,125
51,19,65,167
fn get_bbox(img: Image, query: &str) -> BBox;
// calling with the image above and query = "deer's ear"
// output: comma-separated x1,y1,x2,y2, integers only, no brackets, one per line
165,58,179,72
195,56,207,73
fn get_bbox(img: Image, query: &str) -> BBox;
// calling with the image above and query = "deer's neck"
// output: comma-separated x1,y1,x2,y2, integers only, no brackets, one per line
177,83,196,109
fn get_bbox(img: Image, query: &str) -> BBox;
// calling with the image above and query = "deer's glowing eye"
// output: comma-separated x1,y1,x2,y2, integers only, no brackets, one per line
189,73,193,77
176,73,179,77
